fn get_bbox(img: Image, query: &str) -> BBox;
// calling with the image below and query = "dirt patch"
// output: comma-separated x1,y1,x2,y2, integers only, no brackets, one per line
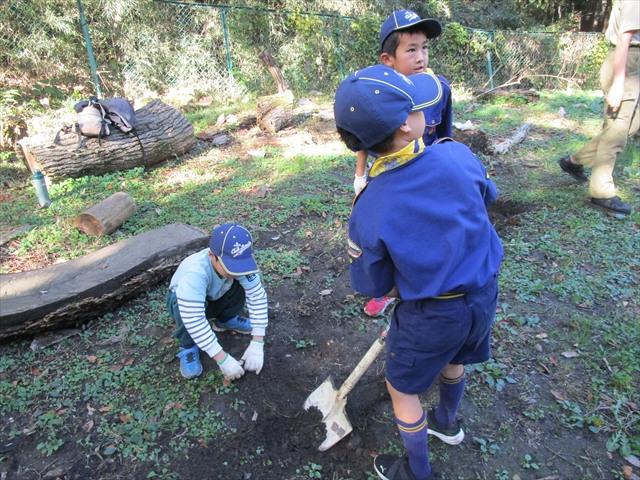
0,108,635,480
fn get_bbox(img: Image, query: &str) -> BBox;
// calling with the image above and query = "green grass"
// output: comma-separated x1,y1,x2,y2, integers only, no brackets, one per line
1,89,639,477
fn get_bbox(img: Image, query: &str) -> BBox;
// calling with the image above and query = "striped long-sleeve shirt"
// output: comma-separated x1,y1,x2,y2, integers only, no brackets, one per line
169,248,268,358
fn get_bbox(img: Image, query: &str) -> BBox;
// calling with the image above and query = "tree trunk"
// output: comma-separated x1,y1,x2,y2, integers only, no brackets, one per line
16,100,195,181
73,192,137,236
0,223,209,340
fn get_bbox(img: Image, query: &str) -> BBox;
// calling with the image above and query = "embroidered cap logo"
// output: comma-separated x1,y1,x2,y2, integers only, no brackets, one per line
231,241,252,258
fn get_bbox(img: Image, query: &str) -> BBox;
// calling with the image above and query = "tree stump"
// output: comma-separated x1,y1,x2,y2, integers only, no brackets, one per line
16,100,195,181
73,192,137,236
0,223,209,340
257,50,294,133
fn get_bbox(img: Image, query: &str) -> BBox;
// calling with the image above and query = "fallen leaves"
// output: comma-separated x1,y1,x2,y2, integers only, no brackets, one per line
561,351,580,358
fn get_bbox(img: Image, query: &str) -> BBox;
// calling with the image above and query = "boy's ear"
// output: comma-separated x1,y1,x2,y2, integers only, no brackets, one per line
398,121,411,133
380,53,394,67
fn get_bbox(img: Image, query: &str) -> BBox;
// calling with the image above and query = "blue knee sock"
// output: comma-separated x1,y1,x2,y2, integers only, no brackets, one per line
395,412,431,479
436,371,466,426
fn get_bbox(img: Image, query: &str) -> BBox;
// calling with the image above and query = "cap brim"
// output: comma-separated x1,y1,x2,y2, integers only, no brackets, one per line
408,72,443,112
414,18,442,39
218,256,259,276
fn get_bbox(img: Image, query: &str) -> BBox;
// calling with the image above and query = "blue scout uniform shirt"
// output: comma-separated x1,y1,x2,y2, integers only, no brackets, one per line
423,74,453,145
348,140,503,300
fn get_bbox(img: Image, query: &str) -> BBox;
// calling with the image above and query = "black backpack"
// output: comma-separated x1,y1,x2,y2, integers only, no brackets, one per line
69,96,145,158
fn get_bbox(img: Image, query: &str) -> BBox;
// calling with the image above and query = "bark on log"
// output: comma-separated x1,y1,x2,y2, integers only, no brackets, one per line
16,100,195,181
257,90,295,133
73,192,137,236
0,223,209,341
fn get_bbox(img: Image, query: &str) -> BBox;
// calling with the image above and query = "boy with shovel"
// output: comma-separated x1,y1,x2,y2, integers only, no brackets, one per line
166,223,268,382
334,65,503,480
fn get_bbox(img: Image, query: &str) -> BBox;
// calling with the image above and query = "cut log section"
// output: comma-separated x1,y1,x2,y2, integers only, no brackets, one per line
16,100,195,181
0,223,209,340
74,192,137,236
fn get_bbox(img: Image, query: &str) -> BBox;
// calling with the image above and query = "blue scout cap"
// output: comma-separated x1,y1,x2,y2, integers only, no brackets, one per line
210,223,259,276
334,65,442,152
379,9,442,50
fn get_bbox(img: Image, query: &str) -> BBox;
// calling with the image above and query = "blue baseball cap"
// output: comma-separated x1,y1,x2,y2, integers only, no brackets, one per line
379,9,442,50
210,223,259,276
334,65,443,152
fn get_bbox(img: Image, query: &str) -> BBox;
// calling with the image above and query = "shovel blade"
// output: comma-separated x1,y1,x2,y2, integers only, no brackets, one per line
304,375,353,451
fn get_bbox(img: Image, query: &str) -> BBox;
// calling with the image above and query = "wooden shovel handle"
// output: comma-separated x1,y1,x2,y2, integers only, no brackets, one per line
335,326,389,403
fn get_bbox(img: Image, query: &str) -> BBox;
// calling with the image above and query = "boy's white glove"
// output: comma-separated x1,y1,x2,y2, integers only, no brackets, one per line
241,340,264,374
353,174,367,195
217,353,245,380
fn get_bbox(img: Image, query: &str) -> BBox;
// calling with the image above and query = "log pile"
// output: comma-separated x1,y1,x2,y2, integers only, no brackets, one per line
16,100,195,181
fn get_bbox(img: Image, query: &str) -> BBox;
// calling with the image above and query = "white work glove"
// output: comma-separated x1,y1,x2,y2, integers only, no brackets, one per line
217,353,245,380
241,340,264,374
353,174,367,195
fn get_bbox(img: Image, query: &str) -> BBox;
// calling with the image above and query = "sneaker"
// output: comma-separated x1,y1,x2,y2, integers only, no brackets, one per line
558,155,588,183
212,315,252,334
590,196,631,216
176,345,202,379
364,297,395,317
373,455,435,480
426,408,465,445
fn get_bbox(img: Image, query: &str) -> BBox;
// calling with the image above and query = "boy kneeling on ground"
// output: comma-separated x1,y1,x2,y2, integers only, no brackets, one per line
334,65,504,480
166,223,268,382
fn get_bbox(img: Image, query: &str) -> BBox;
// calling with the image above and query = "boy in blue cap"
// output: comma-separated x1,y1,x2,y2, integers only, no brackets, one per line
357,9,453,319
334,65,503,480
166,223,268,382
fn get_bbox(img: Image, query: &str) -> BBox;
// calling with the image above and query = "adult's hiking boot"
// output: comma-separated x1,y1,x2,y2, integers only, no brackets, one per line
590,196,631,216
558,155,588,183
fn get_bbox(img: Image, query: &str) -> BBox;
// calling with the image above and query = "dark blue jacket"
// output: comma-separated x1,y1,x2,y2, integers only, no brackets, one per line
348,140,503,300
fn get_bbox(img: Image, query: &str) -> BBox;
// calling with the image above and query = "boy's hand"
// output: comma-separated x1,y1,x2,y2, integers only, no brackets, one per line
217,353,245,380
354,174,367,195
241,340,264,374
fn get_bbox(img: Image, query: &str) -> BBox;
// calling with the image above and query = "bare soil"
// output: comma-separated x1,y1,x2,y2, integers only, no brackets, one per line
0,105,634,480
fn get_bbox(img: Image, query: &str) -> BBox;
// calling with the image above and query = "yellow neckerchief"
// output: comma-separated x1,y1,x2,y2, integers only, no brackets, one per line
368,137,426,178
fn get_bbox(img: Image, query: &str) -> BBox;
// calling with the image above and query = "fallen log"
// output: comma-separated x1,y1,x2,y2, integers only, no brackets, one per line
16,100,195,181
74,191,137,236
0,223,209,341
492,122,532,154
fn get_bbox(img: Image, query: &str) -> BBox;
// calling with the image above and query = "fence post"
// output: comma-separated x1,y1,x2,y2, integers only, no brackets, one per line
220,9,233,80
486,30,495,90
76,0,102,97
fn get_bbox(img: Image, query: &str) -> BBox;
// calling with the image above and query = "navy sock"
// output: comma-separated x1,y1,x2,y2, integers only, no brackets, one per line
435,371,466,426
395,412,431,479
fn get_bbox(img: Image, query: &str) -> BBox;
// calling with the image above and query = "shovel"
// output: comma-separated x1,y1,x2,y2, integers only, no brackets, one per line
303,326,389,451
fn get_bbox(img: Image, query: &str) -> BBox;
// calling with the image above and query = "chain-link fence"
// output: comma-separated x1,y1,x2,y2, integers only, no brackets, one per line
1,0,608,100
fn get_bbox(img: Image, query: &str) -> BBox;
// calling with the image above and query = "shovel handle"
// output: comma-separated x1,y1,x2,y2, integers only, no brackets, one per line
336,326,389,403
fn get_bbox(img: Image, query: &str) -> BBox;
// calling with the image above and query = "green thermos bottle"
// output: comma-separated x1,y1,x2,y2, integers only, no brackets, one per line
32,170,51,207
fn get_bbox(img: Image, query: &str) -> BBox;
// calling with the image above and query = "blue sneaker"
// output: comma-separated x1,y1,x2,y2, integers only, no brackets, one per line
212,315,252,335
176,346,202,379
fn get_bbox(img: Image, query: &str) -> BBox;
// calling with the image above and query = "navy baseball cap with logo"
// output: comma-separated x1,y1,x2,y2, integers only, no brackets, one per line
334,65,442,152
210,223,259,276
379,9,442,50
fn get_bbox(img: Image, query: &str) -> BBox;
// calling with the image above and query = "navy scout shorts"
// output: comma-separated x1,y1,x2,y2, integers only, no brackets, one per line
385,274,498,395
